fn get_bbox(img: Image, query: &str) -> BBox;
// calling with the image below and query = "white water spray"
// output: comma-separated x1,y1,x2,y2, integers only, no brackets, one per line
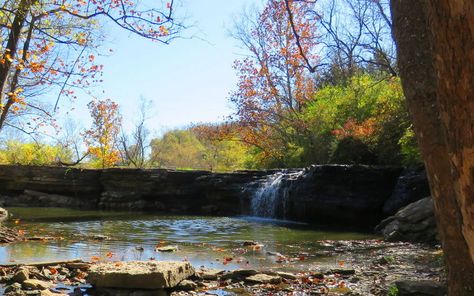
250,170,304,218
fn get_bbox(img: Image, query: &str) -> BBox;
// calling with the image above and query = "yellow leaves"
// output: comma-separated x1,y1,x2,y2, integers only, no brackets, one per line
5,53,13,63
59,4,71,11
84,99,122,168
158,25,170,36
0,141,71,166
29,61,45,73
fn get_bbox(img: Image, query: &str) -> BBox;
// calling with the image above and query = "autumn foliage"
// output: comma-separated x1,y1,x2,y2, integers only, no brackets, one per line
0,0,420,171
84,99,121,168
0,0,181,134
231,0,318,166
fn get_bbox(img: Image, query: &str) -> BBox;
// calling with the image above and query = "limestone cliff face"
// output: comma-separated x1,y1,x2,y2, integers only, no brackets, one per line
0,165,403,227
0,165,270,215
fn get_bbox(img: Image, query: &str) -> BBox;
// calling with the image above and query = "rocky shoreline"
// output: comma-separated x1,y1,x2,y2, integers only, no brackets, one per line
0,239,445,296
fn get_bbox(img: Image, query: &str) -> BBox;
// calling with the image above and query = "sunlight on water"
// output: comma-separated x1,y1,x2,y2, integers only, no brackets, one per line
2,207,377,269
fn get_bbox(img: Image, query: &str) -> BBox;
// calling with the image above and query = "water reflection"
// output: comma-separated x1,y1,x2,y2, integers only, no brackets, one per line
2,207,376,269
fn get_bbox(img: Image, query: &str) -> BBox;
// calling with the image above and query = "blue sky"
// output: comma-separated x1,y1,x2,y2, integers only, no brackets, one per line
60,0,260,136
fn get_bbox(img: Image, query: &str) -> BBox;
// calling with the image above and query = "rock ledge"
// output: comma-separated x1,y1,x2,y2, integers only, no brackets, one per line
87,261,195,289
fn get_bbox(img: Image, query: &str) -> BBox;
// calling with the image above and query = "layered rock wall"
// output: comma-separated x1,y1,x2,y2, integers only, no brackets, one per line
0,165,403,226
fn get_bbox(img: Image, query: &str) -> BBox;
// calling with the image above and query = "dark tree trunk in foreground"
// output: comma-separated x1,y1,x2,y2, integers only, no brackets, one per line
390,0,474,294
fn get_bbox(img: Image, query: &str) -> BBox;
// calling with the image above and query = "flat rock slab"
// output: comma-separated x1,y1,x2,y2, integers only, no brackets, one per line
22,279,53,290
245,274,282,284
196,268,225,280
88,261,195,289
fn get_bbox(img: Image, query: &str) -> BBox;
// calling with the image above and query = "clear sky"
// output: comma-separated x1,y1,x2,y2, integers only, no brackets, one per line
60,0,260,136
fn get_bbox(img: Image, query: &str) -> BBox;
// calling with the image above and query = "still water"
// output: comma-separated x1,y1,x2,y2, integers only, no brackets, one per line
1,207,376,270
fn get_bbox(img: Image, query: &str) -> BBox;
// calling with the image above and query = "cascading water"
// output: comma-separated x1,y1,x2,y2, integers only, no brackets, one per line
250,170,305,219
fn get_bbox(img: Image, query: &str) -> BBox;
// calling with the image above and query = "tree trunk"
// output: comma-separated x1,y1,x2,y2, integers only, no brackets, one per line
390,0,474,295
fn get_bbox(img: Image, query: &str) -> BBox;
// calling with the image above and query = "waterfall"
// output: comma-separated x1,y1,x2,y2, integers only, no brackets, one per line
250,170,304,219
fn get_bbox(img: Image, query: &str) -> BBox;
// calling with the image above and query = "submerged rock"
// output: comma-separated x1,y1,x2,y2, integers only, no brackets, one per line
221,269,258,281
89,234,110,241
87,261,195,289
155,245,179,252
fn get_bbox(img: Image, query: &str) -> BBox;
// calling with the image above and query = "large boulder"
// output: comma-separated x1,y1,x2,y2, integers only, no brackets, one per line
375,197,438,243
87,261,195,289
383,168,431,216
395,280,447,296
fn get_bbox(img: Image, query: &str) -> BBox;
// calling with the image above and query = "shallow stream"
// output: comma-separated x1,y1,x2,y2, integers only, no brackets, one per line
2,207,377,270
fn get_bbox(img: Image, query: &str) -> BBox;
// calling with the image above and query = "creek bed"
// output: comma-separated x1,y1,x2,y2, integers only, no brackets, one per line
0,208,445,295
1,207,375,269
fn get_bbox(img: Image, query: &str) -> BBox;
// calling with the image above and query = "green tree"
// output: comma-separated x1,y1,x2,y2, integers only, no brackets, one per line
150,129,208,170
303,74,415,165
0,140,72,165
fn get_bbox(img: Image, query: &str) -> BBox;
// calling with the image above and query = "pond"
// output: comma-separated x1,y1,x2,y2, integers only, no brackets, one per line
1,207,377,271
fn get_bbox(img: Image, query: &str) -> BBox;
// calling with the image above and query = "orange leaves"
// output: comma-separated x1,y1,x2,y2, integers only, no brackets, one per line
231,0,318,162
84,99,122,168
331,118,377,140
49,267,58,275
91,256,101,262
75,271,87,279
158,25,170,36
28,62,45,73
222,256,233,265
